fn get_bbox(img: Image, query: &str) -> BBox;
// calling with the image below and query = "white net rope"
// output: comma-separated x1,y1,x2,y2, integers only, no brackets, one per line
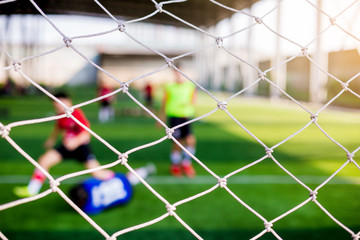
1,0,360,239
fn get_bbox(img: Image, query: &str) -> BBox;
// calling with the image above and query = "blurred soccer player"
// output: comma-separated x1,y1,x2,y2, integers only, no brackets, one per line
97,81,115,123
70,164,156,215
14,92,114,197
161,65,197,178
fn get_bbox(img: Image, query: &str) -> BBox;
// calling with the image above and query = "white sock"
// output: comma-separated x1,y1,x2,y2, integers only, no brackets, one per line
170,151,182,165
183,146,196,163
27,179,43,195
127,164,156,186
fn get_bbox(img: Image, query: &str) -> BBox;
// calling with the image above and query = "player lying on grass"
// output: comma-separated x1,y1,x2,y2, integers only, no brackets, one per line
14,91,115,197
70,163,155,215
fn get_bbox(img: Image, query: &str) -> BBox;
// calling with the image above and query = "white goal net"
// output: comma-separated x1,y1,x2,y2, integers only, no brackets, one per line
1,0,360,239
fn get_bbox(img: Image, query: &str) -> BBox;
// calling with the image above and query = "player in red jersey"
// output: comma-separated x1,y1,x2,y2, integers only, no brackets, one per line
97,81,115,123
14,92,114,198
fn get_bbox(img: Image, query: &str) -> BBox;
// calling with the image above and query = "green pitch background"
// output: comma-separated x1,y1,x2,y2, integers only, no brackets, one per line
0,87,359,240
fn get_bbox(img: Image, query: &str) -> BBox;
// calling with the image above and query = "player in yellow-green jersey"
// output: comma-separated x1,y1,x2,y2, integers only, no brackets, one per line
162,65,196,178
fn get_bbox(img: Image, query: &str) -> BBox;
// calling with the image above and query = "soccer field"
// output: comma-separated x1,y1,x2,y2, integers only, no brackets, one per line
0,89,360,240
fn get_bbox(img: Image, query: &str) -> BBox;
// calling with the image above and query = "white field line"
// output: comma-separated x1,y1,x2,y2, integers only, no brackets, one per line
0,175,360,185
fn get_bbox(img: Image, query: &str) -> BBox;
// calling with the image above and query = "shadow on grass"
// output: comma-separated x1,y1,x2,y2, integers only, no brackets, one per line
3,227,353,240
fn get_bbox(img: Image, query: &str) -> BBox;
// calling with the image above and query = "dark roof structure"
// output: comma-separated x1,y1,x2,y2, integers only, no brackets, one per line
1,0,259,27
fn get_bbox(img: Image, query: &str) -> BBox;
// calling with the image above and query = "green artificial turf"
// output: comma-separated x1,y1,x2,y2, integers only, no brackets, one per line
0,88,359,240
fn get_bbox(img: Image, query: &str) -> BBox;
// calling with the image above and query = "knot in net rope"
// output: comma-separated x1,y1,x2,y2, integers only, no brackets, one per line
65,107,74,118
217,101,227,110
309,191,318,202
0,123,11,138
218,178,227,188
118,154,128,165
264,222,273,232
50,180,60,193
166,204,176,216
12,61,21,71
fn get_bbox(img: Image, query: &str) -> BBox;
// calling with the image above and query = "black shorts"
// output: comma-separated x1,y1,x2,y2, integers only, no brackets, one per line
168,117,193,140
56,144,96,163
146,96,153,105
100,100,110,107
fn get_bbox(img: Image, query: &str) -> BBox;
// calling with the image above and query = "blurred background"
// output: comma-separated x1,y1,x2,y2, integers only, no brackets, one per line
1,0,360,106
